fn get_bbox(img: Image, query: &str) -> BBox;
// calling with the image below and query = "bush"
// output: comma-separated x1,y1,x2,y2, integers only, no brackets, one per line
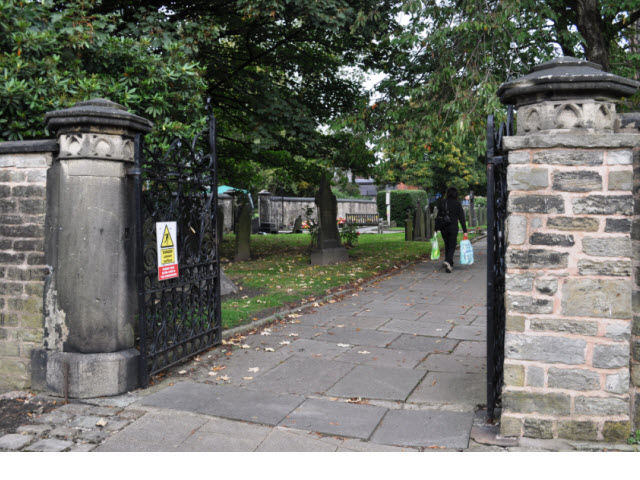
376,190,428,227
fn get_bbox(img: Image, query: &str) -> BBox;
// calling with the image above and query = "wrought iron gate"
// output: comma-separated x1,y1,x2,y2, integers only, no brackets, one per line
486,105,513,420
132,105,222,386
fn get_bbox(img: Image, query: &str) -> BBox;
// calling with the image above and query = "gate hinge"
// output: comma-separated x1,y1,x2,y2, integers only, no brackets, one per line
126,167,142,176
487,155,505,165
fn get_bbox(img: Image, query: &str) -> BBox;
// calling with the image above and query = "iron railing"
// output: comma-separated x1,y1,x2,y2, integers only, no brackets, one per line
486,105,513,420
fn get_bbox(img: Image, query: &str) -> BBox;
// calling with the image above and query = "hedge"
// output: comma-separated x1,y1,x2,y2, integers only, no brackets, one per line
376,190,429,227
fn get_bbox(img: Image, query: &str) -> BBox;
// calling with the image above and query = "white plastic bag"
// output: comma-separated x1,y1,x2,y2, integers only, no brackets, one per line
460,238,474,265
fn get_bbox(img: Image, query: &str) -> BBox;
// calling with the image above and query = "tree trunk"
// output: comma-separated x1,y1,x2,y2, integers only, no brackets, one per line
575,0,610,71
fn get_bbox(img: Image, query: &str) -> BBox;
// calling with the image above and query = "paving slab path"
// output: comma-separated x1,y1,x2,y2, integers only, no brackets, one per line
6,237,611,452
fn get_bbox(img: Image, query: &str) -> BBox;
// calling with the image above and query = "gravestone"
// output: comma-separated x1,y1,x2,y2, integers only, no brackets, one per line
292,215,303,233
310,177,348,265
405,210,414,241
424,202,432,239
220,269,238,296
235,202,251,261
217,206,224,243
413,200,426,241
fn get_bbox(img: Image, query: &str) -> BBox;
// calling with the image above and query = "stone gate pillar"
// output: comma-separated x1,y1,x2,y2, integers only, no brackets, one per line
497,58,640,442
258,190,272,225
32,99,153,398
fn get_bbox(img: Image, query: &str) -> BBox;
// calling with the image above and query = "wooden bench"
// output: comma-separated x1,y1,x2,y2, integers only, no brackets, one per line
345,213,379,226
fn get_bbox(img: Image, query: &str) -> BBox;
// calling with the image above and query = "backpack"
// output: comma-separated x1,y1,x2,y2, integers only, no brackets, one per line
435,199,452,231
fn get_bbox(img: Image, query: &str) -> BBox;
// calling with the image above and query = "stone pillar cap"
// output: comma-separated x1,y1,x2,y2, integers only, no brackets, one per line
497,57,640,107
45,98,153,135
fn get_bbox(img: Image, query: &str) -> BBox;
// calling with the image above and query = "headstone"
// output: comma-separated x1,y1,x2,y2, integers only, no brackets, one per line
217,206,224,242
405,210,414,241
424,202,432,239
413,200,426,241
292,215,303,233
220,268,238,296
310,177,348,265
235,202,251,261
469,191,476,228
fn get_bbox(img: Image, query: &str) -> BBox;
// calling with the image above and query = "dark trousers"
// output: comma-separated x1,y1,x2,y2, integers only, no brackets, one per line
442,226,458,266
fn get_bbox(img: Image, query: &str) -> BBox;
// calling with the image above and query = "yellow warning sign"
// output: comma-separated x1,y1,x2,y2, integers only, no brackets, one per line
161,225,174,248
161,248,175,265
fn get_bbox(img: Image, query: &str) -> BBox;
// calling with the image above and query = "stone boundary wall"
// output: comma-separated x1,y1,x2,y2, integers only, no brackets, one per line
0,140,56,392
501,139,636,442
633,140,640,429
268,196,377,228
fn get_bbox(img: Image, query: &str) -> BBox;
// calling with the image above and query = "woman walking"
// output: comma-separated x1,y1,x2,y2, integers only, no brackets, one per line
437,187,467,273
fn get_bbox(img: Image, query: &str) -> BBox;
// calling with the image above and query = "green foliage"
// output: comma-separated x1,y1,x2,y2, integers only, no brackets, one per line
473,196,487,207
362,0,640,196
376,189,428,227
628,430,640,445
0,0,207,147
340,223,360,247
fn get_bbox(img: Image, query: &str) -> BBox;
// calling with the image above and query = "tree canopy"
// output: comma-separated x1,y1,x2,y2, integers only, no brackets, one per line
365,0,640,196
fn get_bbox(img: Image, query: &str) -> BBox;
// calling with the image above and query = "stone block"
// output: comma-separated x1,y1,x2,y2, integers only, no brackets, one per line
507,215,527,245
505,315,525,332
562,279,631,319
529,233,574,247
548,367,600,391
523,419,553,439
526,366,545,387
508,151,530,164
310,247,349,266
503,391,571,415
507,294,553,314
632,364,640,387
582,237,631,257
506,273,534,292
607,150,633,165
532,150,603,166
552,171,602,192
605,218,631,233
508,167,549,190
505,333,586,364
574,396,628,416
578,259,631,276
572,195,633,215
605,369,630,394
500,415,522,438
508,195,565,214
504,364,524,387
602,421,632,442
36,348,139,398
547,216,599,231
0,434,33,450
608,170,633,191
557,421,598,441
507,249,568,269
592,343,630,369
605,321,631,341
535,278,558,295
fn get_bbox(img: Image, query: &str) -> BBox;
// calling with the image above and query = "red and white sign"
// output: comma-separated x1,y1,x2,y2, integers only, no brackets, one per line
156,221,179,281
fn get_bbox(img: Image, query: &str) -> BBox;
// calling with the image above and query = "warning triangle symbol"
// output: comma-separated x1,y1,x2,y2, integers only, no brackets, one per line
161,226,174,248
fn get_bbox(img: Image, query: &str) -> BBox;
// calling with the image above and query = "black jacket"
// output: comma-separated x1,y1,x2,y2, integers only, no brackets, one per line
438,198,467,233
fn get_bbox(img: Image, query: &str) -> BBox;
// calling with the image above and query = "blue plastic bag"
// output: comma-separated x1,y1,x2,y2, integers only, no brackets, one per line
460,238,474,265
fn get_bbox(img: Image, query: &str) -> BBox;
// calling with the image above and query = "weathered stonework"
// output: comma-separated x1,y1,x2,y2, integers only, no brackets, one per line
0,144,54,392
498,57,639,441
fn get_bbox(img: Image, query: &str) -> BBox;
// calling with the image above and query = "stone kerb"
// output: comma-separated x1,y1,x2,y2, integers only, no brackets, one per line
498,57,640,442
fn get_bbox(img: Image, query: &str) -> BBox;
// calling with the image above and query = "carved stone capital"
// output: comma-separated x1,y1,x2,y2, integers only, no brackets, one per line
58,133,134,162
516,100,616,135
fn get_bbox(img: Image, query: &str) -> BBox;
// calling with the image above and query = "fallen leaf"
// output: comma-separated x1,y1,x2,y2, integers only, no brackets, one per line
217,375,230,381
431,379,437,386
357,350,370,354
336,325,345,328
240,344,251,349
260,332,271,336
248,367,259,373
96,418,107,427
243,377,253,380
264,347,275,352
279,340,290,345
288,333,298,337
208,372,216,376
337,343,351,348
178,370,187,375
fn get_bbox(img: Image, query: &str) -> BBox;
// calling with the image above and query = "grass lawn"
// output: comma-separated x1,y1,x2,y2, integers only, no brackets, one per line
218,230,481,330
